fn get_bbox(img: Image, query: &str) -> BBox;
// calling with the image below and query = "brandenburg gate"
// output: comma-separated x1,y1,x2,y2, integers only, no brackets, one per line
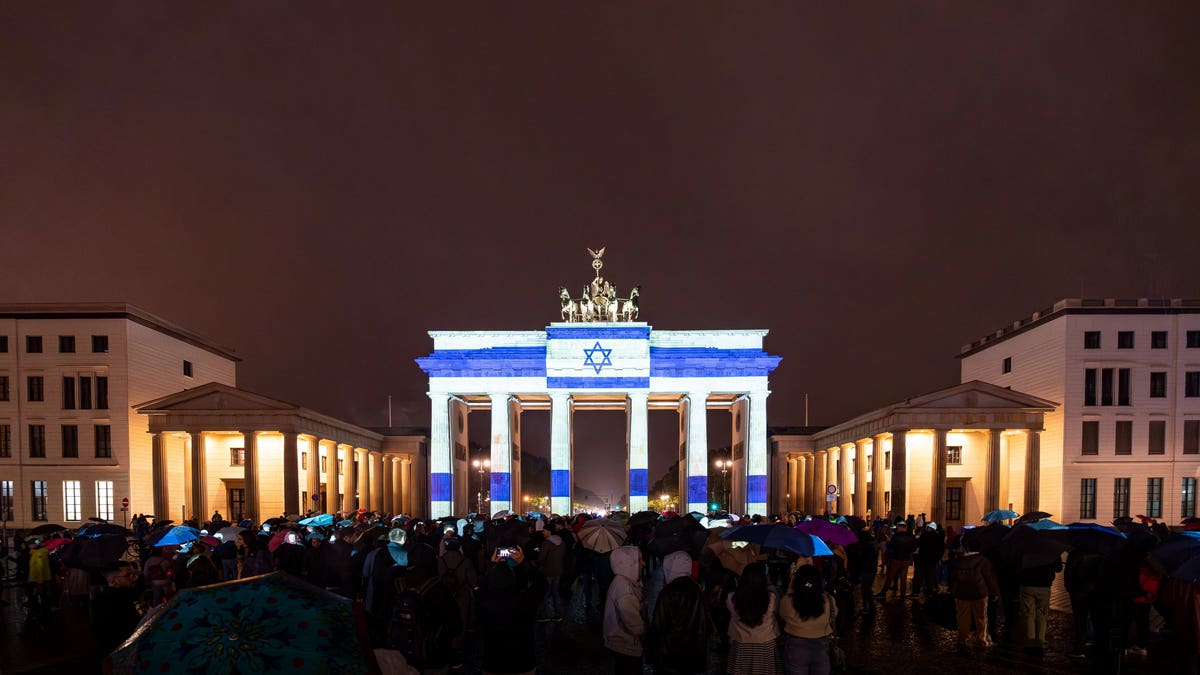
417,248,781,518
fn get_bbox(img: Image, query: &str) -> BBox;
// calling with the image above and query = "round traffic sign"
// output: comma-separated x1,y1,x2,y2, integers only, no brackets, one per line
826,484,837,495
121,497,130,508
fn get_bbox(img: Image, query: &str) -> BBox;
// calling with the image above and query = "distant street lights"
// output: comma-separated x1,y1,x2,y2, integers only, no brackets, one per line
472,458,490,515
714,459,732,512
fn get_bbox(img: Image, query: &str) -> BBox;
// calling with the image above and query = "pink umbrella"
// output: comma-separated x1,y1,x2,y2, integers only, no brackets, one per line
794,519,859,547
43,537,72,550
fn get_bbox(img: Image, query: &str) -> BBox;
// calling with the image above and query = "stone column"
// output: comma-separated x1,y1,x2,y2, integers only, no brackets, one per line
854,439,868,517
746,390,769,516
931,429,948,525
306,438,321,515
871,435,887,518
341,444,355,513
807,453,819,513
787,458,798,511
152,432,170,520
428,392,452,519
324,443,339,516
370,452,384,512
397,457,409,515
985,429,1003,514
1024,430,1041,513
837,445,851,515
549,392,572,515
627,392,649,513
356,449,370,512
282,433,299,517
189,432,207,521
489,393,513,515
891,430,908,520
382,456,394,514
685,391,709,514
815,450,828,514
242,430,259,524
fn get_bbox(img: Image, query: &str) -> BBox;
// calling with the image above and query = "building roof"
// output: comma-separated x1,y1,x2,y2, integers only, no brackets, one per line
958,297,1200,358
768,426,829,437
0,302,240,361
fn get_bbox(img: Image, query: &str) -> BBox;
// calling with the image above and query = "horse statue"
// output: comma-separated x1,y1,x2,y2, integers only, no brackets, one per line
620,285,640,321
558,286,579,322
579,286,595,322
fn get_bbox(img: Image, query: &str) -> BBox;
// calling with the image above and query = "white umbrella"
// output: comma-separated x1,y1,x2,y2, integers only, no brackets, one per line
214,526,246,542
578,518,627,554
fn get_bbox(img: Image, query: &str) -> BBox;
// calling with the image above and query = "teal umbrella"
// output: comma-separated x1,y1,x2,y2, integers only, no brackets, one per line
150,526,200,547
108,572,376,674
298,513,334,527
982,509,1020,522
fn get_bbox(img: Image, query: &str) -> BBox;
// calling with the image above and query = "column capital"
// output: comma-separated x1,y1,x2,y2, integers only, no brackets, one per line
427,391,450,401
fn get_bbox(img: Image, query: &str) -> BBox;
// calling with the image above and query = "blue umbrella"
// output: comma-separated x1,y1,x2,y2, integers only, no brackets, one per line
721,524,834,557
1153,532,1200,574
299,513,334,527
1066,522,1126,554
1026,519,1067,531
151,526,200,547
982,509,1020,522
526,511,545,520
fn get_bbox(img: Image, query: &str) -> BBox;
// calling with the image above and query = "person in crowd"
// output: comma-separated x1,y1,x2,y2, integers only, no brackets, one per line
847,527,876,616
476,545,547,675
390,560,463,674
949,537,999,649
778,563,836,675
1064,546,1103,658
603,545,647,675
911,523,945,599
537,520,567,622
143,546,174,606
1018,556,1063,656
185,551,220,587
646,550,709,675
239,530,272,578
438,532,477,635
880,522,917,600
726,562,782,674
91,562,141,654
215,535,240,581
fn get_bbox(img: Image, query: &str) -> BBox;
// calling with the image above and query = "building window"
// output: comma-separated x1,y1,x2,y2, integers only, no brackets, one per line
94,425,111,458
29,425,45,458
79,376,92,410
1113,478,1131,519
884,451,891,469
183,360,193,377
0,336,7,352
946,486,963,521
1084,331,1101,349
1185,420,1200,455
1118,368,1131,406
30,480,48,521
1187,372,1200,398
1101,368,1114,406
230,447,245,466
1115,421,1133,455
95,481,113,521
1188,331,1200,348
1082,420,1099,455
1149,420,1166,455
0,375,8,402
338,459,344,474
321,456,327,473
1183,478,1198,520
26,336,42,353
58,335,75,353
0,424,9,457
1085,369,1097,406
1080,479,1097,519
63,480,81,521
96,376,107,409
62,376,75,409
1147,477,1163,519
91,335,108,353
1151,372,1167,398
1152,331,1168,349
1002,357,1012,374
301,451,308,470
1118,331,1134,349
62,425,78,458
0,481,12,521
947,446,962,465
884,491,891,512
27,376,44,402
229,488,245,522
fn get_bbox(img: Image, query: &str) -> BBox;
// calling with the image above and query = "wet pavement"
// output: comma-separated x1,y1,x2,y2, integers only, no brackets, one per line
0,576,1185,674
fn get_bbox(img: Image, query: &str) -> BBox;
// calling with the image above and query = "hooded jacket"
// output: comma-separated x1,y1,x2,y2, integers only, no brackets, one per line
950,551,1000,600
647,552,709,674
603,546,646,657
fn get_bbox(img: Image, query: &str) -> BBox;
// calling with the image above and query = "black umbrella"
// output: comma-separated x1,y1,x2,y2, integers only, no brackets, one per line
1015,511,1054,525
150,519,174,529
648,514,706,558
1066,523,1126,555
78,523,130,537
628,510,660,528
1001,523,1069,568
59,534,129,569
264,517,290,526
87,516,109,523
959,523,1010,552
29,523,67,536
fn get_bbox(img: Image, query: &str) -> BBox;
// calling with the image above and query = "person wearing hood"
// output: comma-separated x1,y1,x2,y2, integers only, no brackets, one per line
477,545,547,675
646,550,709,675
950,537,999,648
604,545,647,675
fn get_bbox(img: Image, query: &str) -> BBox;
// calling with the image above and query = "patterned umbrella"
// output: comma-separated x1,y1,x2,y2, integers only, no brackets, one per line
578,518,627,554
108,572,376,674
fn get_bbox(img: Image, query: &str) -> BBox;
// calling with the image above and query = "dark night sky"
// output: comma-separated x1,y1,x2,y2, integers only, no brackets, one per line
3,4,1198,497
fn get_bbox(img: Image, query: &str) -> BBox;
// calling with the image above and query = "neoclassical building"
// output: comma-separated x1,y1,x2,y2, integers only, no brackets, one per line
136,383,427,524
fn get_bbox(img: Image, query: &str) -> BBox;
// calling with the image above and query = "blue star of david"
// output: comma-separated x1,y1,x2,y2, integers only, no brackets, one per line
582,341,613,374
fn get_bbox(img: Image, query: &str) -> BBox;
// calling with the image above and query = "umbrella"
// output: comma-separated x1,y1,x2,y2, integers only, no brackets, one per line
150,519,174,529
488,518,531,550
722,524,834,557
150,526,200,547
298,513,333,527
1153,532,1200,574
1066,523,1127,555
268,529,303,553
76,534,131,568
648,513,707,558
492,509,513,519
982,509,1020,523
29,523,67,536
794,520,858,547
1000,523,1070,568
578,518,627,554
1026,519,1067,531
198,536,221,548
214,526,246,542
841,515,867,533
608,511,631,524
525,511,545,520
1015,511,1054,525
959,523,1010,553
628,510,660,528
108,572,377,673
43,537,72,550
77,523,129,537
263,516,291,526
705,528,761,575
1169,555,1200,584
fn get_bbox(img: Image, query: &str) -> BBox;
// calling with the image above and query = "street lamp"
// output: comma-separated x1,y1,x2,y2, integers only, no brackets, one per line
714,459,731,512
472,458,490,515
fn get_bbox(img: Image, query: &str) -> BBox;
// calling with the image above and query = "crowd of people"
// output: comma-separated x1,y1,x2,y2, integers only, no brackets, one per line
4,506,1200,674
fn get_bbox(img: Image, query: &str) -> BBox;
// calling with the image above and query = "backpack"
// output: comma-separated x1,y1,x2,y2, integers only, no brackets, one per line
390,577,440,664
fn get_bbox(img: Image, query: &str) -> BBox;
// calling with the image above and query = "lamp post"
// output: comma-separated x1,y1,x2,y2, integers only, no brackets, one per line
472,458,490,515
714,459,731,512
